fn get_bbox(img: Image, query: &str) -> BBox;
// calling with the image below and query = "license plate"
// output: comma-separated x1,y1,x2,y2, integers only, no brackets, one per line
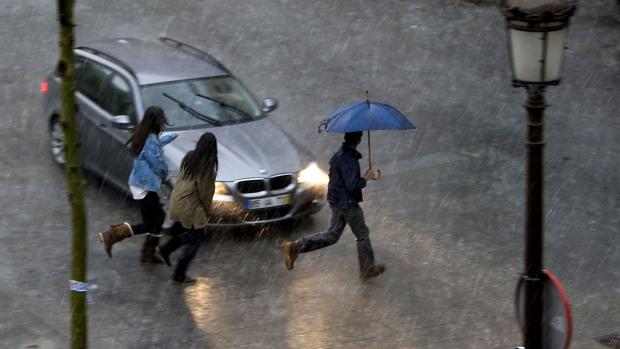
246,194,291,210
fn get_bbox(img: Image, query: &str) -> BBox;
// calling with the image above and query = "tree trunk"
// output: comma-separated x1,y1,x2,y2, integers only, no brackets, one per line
57,0,88,348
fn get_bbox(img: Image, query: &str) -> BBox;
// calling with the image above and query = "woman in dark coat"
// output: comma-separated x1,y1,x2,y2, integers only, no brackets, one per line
155,132,218,284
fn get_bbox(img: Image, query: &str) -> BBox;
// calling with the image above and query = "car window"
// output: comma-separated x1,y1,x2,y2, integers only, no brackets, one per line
71,57,86,88
141,76,264,131
67,57,86,78
101,74,136,120
77,60,112,107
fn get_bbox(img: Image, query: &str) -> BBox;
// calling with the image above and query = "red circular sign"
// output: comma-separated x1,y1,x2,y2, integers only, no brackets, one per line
515,269,572,349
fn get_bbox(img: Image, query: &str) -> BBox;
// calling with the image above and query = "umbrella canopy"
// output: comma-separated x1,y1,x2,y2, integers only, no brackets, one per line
319,100,415,133
318,98,415,179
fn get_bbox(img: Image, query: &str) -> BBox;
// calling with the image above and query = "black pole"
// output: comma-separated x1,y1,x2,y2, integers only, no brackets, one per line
523,85,545,349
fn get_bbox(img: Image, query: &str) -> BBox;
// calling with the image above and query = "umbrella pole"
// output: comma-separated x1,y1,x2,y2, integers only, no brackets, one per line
367,131,372,170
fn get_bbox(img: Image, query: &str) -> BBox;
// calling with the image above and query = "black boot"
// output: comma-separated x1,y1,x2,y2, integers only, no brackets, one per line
156,225,187,267
154,246,171,266
171,230,205,283
172,276,196,285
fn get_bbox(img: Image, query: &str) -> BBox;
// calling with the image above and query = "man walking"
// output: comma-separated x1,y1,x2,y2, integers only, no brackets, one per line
283,131,385,278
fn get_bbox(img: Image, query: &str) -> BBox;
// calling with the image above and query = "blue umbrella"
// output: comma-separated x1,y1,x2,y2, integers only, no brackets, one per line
319,94,415,178
319,100,415,133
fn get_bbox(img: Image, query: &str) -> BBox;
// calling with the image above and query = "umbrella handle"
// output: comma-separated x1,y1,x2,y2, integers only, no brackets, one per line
367,131,381,180
365,167,381,180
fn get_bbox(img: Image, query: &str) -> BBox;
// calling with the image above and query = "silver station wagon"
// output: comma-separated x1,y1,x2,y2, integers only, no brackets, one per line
42,37,328,227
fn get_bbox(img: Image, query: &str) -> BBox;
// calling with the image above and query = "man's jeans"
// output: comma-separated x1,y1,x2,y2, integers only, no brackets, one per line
298,205,376,274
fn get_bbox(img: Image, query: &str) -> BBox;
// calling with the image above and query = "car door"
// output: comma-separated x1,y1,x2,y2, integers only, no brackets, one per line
96,72,138,188
74,58,113,173
74,59,136,189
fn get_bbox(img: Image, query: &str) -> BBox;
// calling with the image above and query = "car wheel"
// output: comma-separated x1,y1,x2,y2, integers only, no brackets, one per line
49,116,66,166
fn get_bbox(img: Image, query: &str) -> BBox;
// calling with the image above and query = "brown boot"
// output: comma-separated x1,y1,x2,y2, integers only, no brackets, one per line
140,234,163,264
98,223,133,258
283,241,300,271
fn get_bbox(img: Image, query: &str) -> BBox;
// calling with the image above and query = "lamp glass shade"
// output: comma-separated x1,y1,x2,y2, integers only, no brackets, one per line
508,23,568,84
544,29,567,81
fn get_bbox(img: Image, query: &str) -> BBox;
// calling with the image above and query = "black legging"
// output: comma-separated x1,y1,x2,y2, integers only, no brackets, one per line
160,222,206,280
131,191,165,236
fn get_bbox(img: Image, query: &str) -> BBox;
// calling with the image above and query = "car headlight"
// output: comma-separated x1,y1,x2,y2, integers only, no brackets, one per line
297,162,329,185
215,182,229,195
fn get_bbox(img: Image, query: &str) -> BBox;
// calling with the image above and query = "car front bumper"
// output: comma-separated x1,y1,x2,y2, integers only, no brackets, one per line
204,184,325,228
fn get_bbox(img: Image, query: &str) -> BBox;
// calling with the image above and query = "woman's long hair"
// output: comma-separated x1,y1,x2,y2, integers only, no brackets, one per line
128,106,167,156
180,132,218,181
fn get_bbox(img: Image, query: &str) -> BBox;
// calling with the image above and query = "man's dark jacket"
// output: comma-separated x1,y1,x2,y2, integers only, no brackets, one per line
327,143,367,208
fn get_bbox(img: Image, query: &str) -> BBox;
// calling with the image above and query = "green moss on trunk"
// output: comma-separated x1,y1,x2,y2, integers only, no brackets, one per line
57,0,88,348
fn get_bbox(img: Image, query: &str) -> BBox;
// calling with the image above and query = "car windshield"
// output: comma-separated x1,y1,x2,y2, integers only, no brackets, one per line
141,76,264,130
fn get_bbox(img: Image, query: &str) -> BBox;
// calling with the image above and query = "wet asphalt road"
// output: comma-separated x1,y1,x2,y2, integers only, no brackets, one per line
0,0,618,348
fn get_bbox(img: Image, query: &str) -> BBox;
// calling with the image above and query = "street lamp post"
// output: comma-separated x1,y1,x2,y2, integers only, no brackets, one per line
500,1,576,348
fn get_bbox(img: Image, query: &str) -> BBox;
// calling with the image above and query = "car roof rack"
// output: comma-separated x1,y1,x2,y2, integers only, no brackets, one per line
158,37,230,74
75,46,137,78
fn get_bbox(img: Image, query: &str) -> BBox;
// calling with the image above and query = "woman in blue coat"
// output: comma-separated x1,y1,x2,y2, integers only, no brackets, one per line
98,106,177,263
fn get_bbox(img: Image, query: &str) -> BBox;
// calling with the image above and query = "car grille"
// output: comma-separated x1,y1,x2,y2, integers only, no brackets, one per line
236,175,294,194
237,179,265,194
269,175,292,190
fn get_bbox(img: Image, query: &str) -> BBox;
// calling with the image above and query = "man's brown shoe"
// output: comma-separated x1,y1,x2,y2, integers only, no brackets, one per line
361,264,385,279
284,241,299,271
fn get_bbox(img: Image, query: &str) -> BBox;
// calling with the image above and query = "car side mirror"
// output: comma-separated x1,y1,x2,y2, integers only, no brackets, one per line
111,115,133,130
261,98,278,113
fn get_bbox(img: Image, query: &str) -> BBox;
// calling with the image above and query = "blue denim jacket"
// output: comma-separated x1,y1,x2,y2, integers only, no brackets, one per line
128,133,177,193
327,143,367,208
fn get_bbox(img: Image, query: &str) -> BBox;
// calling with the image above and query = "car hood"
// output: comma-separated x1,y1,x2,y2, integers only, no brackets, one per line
164,117,315,182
